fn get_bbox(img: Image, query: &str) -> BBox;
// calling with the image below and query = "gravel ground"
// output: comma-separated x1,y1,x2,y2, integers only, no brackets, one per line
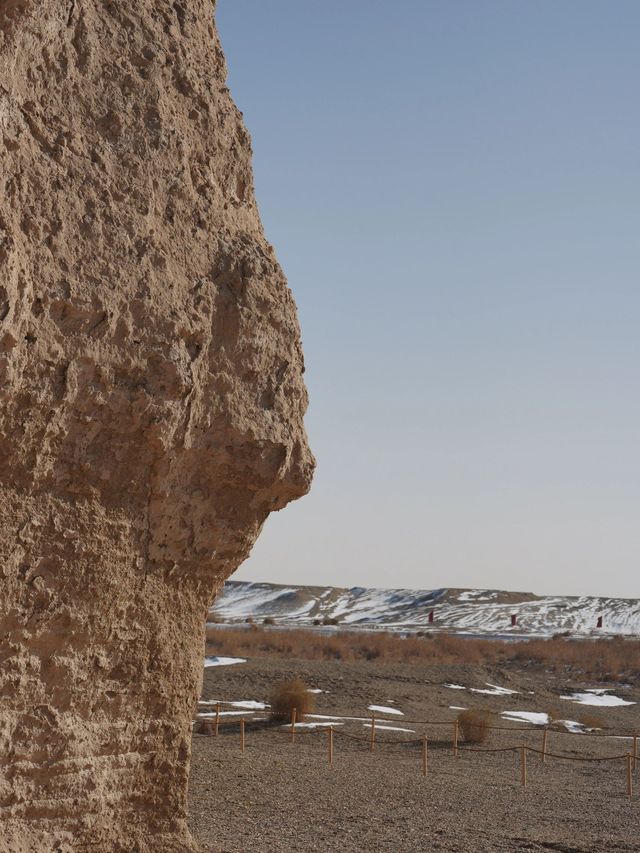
188,657,640,852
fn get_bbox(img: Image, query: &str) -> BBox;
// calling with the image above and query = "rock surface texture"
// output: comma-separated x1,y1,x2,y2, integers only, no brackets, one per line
0,1,313,850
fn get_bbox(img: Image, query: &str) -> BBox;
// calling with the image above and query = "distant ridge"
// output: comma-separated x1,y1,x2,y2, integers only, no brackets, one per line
210,581,640,638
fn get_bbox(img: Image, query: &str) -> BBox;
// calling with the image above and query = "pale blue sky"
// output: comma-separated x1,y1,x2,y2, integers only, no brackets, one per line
217,1,640,598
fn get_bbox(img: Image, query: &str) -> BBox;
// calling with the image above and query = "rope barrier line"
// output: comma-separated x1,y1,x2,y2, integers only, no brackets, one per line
523,746,630,763
221,722,634,763
272,726,330,737
399,719,534,731
481,724,554,733
200,708,639,745
333,729,422,745
457,745,519,754
226,729,633,764
264,724,628,759
214,715,635,795
528,726,637,740
272,725,634,761
457,743,630,762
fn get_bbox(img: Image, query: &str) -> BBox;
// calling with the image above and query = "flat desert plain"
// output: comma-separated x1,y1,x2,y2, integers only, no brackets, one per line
188,641,639,852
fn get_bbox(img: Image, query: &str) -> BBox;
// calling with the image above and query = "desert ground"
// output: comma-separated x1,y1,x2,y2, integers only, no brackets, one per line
188,641,640,852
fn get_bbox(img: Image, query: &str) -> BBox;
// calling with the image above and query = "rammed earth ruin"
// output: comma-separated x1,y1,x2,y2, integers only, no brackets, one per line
0,2,313,849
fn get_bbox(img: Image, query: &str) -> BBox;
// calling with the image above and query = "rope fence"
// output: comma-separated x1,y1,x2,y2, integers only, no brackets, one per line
199,699,639,739
196,701,638,799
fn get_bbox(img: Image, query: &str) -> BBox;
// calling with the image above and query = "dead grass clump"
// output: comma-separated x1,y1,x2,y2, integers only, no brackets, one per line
203,625,640,682
577,711,606,730
457,709,492,744
544,706,563,724
269,678,316,722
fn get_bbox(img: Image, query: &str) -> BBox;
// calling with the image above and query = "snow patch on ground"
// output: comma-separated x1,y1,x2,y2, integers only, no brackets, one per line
457,590,496,602
204,656,246,668
368,704,404,716
197,710,250,718
198,698,266,709
561,690,636,707
501,710,595,732
364,723,415,733
444,683,467,691
470,683,519,696
501,711,549,726
308,713,369,722
560,719,588,733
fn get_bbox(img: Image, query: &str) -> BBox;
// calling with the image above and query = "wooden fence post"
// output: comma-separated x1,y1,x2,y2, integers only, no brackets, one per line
627,754,633,798
453,720,459,757
328,726,334,766
541,728,548,764
370,713,376,751
422,735,428,777
633,734,638,771
521,745,527,788
291,707,297,744
240,717,245,753
215,702,220,737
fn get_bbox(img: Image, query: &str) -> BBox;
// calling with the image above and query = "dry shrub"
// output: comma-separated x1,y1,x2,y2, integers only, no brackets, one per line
457,709,492,744
544,706,563,725
510,636,637,681
203,626,640,682
269,678,315,722
577,712,606,730
263,616,275,625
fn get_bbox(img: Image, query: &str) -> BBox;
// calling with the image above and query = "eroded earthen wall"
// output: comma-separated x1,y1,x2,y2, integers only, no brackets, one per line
0,2,313,849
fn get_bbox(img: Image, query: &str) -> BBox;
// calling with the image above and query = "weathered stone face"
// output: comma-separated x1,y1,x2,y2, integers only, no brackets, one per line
0,2,313,849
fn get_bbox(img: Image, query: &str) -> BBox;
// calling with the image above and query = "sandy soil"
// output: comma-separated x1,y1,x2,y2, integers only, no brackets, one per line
188,657,640,852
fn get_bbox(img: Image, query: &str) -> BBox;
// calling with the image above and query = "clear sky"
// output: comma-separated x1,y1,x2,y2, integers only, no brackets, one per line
217,1,640,598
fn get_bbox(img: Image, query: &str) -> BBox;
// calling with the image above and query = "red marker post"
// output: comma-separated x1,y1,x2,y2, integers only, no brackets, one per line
511,614,517,627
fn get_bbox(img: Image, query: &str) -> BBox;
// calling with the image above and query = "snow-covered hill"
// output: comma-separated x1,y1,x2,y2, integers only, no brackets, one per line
209,581,640,638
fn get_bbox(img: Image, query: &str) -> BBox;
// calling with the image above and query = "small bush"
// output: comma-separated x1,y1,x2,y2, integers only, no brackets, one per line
269,678,316,722
263,616,276,625
245,615,254,624
457,709,492,744
544,705,563,724
577,712,605,730
322,616,339,626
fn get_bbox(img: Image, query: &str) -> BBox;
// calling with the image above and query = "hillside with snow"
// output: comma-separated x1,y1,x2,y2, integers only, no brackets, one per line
210,581,640,638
